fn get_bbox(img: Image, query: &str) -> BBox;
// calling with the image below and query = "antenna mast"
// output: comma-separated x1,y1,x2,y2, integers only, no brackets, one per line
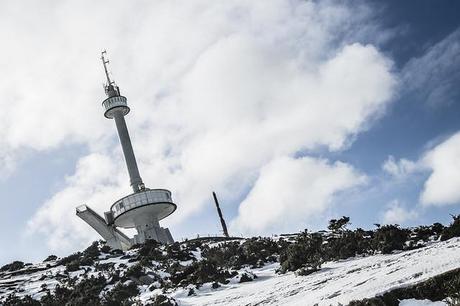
212,192,229,238
100,50,120,97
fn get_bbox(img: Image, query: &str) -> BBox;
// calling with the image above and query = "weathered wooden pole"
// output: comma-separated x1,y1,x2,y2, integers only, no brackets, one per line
212,192,229,238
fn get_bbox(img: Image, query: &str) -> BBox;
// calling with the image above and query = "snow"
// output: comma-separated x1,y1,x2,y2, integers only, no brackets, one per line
174,238,460,305
2,237,460,305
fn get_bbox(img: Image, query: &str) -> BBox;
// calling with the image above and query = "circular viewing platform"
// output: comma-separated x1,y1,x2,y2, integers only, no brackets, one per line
110,189,176,228
102,96,130,118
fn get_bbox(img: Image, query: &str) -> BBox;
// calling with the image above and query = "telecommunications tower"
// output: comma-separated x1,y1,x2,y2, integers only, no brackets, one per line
76,51,176,250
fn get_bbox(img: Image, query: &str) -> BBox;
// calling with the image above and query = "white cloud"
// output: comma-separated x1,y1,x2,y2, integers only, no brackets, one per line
7,1,398,252
420,132,460,206
26,154,130,250
382,155,418,178
382,132,460,208
381,200,418,225
231,156,367,235
402,28,460,106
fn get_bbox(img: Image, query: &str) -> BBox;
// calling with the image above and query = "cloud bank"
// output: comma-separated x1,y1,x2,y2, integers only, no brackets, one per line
0,0,398,251
420,132,460,206
231,156,367,235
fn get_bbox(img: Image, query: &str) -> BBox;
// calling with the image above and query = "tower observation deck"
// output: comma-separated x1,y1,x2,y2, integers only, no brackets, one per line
76,52,176,249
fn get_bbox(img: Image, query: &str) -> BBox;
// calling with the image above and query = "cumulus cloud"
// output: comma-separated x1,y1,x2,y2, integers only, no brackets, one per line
382,155,418,178
231,156,367,235
420,132,460,206
8,1,398,251
381,200,418,225
382,132,460,208
26,154,131,250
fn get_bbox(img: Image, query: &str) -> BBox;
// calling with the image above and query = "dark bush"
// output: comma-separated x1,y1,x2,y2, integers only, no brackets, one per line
95,262,115,272
83,241,101,259
239,273,254,283
40,275,106,306
139,240,162,256
65,261,82,272
165,242,194,262
57,253,81,266
201,237,281,270
43,255,57,262
145,294,177,306
441,215,460,241
103,281,139,306
169,260,235,287
372,225,409,254
3,294,41,306
328,216,350,232
0,261,25,272
100,245,111,253
125,263,145,278
212,281,220,288
279,231,323,273
201,241,241,268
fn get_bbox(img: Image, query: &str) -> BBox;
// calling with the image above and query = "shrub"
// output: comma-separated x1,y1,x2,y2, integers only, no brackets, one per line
145,295,177,306
373,225,409,254
201,241,241,269
125,263,145,279
165,243,194,262
441,215,460,241
40,275,106,306
169,260,235,287
201,237,281,270
279,231,323,273
137,240,164,261
43,255,57,262
239,273,254,283
0,261,25,272
103,281,139,306
100,245,111,253
57,253,81,266
328,216,350,232
83,241,101,259
3,294,41,306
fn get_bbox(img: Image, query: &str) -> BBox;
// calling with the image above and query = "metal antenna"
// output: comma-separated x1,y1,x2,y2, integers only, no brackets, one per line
101,50,114,86
101,50,120,97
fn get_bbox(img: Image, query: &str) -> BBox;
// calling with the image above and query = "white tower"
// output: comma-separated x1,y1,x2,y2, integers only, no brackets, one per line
76,52,176,250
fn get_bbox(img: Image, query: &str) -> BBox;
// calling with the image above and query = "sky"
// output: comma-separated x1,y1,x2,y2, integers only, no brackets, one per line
0,0,459,265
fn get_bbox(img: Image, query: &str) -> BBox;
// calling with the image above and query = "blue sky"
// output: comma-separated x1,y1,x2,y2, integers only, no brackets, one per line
0,0,460,265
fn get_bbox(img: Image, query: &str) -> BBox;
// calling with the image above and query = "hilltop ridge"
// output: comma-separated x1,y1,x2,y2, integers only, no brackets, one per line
2,217,460,305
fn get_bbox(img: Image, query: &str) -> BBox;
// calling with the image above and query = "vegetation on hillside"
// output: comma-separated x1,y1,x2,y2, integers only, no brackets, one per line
2,215,460,305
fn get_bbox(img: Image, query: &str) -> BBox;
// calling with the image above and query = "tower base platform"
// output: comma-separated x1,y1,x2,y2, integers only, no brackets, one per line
76,204,174,250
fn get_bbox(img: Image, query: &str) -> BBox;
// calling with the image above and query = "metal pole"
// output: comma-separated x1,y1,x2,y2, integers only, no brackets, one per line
212,192,229,238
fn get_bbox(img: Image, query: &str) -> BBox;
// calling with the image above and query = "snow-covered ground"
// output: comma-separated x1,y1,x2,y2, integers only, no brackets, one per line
1,237,459,305
172,238,460,305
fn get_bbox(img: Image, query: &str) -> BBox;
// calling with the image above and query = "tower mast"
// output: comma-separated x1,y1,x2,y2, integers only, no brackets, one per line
100,51,144,192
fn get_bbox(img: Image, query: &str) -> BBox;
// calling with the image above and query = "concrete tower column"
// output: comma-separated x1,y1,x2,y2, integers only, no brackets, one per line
113,110,144,192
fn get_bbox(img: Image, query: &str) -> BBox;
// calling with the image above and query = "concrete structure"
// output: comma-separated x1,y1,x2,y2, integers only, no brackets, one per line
76,51,176,250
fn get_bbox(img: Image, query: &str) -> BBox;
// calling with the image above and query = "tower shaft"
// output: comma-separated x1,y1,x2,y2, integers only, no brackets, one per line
113,111,144,192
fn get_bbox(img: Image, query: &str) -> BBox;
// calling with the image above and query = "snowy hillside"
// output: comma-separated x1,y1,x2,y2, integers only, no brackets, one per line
174,238,460,305
1,235,460,306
